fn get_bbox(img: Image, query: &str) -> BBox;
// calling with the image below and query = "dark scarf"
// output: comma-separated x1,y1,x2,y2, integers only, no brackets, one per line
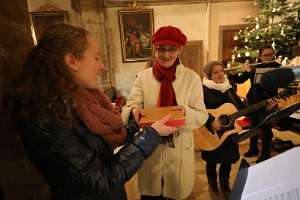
152,58,179,147
75,88,127,149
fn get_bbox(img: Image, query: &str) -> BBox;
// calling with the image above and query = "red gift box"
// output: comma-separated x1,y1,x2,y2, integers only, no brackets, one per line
140,106,185,128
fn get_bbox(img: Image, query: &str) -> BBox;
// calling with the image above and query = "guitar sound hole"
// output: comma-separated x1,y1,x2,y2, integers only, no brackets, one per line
219,115,231,127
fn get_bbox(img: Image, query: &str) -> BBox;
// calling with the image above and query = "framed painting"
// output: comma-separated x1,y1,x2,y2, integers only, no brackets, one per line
118,9,154,62
29,11,68,44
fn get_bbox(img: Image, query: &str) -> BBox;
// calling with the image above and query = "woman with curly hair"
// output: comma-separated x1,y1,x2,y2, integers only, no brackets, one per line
10,23,177,200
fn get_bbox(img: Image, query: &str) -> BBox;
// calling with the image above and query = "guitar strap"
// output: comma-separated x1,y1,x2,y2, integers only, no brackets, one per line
224,88,245,110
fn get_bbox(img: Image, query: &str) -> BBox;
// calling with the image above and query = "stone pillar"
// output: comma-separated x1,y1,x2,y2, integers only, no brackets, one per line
0,1,50,199
72,0,114,89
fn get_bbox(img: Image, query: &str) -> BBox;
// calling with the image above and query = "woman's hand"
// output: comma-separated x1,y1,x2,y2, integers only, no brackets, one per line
151,114,178,136
266,98,278,111
241,64,252,72
132,106,145,125
211,119,222,132
228,69,238,75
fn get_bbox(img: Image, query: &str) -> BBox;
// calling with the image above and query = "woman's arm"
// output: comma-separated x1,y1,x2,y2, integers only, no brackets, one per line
78,127,160,191
19,119,160,195
184,77,209,129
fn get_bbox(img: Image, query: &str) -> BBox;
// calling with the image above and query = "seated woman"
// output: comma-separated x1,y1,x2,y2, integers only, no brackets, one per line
201,61,246,199
9,24,177,200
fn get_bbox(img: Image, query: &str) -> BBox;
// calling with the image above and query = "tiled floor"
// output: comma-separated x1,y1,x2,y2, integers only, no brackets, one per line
187,141,253,200
126,129,300,200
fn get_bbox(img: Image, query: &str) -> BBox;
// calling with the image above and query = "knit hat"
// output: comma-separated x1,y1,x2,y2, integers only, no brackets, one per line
152,26,187,47
204,61,223,79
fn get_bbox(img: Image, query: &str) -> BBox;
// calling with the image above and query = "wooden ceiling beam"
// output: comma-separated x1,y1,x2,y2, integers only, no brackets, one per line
103,0,253,7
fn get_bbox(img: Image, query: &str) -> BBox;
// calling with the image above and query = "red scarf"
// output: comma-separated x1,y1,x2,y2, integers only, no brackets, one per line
152,58,179,147
75,88,127,149
152,59,179,107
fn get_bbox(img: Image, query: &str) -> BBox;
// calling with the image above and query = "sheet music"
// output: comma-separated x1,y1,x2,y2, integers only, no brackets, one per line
241,147,300,200
290,110,300,120
254,68,277,84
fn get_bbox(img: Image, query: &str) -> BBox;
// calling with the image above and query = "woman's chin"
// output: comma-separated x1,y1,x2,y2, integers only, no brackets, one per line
83,83,99,90
216,79,224,84
159,62,173,68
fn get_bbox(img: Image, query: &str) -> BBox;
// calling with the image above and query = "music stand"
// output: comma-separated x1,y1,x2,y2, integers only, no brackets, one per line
234,102,300,143
230,159,250,200
230,103,300,199
254,68,277,84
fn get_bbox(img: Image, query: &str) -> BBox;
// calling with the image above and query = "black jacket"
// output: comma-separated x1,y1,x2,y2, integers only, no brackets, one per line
18,117,160,200
203,87,245,110
229,61,281,129
246,62,280,128
202,86,244,163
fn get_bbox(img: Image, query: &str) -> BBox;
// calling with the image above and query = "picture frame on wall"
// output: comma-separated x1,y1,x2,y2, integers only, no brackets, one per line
118,9,154,62
29,11,69,45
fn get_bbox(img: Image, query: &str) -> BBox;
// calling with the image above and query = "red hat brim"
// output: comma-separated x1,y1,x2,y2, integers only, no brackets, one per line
154,40,182,47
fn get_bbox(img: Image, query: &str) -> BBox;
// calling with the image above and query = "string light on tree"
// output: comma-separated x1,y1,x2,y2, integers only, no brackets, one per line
268,25,272,31
272,39,276,49
231,54,236,62
232,0,299,65
282,57,289,67
280,27,285,36
255,17,260,29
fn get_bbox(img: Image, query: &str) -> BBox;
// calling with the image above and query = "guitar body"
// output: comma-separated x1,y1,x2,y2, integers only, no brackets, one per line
194,103,243,151
193,88,297,151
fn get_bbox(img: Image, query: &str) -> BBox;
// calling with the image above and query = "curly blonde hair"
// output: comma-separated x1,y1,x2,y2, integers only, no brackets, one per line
12,24,89,124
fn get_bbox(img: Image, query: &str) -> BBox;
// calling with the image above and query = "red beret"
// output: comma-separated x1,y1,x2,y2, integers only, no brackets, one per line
152,26,187,47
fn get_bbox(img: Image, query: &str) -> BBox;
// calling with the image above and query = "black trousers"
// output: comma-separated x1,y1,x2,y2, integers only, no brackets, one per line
206,161,231,180
248,127,273,159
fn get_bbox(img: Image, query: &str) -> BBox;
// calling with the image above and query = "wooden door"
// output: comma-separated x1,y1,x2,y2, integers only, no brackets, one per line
179,40,203,78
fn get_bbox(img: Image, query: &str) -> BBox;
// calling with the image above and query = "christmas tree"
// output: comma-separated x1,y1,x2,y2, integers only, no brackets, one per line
231,0,300,66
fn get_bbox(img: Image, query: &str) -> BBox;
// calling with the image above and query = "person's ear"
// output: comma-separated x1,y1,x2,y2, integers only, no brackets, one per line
64,53,78,71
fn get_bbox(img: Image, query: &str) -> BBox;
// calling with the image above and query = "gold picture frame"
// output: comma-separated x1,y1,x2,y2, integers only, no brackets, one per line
29,11,68,45
118,9,154,62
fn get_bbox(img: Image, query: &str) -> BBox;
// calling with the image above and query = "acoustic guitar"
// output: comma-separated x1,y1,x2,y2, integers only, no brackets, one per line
193,88,297,151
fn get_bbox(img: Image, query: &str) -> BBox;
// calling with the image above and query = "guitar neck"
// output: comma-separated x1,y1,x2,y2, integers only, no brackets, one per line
229,88,296,120
230,100,267,120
